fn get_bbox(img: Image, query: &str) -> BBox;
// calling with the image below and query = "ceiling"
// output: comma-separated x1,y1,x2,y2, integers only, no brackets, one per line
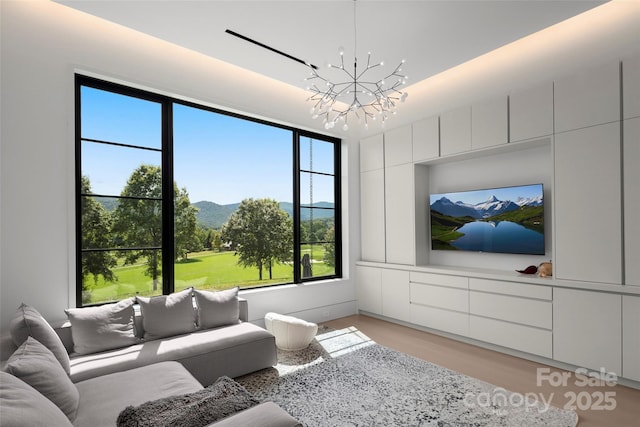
57,0,606,92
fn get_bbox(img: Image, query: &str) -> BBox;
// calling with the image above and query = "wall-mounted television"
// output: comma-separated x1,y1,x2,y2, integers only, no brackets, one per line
429,183,544,255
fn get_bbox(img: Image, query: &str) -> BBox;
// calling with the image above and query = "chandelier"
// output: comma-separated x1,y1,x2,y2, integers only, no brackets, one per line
304,0,408,131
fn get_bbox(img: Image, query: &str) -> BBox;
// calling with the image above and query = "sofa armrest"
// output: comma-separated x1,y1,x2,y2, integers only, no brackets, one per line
209,402,301,427
238,297,248,323
54,321,74,354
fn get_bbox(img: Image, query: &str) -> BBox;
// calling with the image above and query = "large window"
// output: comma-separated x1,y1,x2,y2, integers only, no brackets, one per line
76,75,341,306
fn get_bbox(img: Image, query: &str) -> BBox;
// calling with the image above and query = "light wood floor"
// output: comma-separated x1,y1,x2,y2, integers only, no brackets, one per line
324,314,640,427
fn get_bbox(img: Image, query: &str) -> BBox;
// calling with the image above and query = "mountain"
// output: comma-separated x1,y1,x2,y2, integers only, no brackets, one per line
98,197,334,229
194,200,335,229
431,195,531,219
473,195,520,218
515,195,543,207
193,201,240,229
430,197,480,219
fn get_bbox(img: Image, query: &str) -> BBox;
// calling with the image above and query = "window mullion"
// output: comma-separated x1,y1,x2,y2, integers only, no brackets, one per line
162,102,174,295
293,130,301,284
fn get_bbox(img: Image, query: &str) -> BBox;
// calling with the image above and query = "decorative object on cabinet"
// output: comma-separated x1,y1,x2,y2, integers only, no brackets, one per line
538,261,552,277
516,265,538,274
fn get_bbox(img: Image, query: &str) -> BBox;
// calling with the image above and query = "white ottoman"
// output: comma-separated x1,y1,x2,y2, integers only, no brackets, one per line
264,312,318,351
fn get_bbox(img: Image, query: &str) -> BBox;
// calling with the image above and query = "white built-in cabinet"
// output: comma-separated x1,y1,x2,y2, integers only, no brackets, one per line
471,95,508,149
360,134,385,262
440,106,471,156
553,58,623,285
356,266,410,322
412,116,439,162
381,269,410,323
554,60,620,133
355,265,381,314
624,117,640,286
622,295,640,381
357,55,640,384
509,82,554,142
468,279,552,358
409,272,469,337
554,122,622,284
384,126,415,265
553,288,622,375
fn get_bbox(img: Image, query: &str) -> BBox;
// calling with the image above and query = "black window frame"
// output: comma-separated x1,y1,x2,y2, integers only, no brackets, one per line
75,75,341,307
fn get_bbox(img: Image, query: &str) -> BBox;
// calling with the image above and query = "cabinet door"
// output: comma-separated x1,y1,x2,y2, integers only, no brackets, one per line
440,106,471,156
413,116,439,162
553,288,621,374
622,295,640,381
381,269,410,322
623,54,640,120
555,60,620,133
472,95,508,150
360,134,384,172
355,266,382,315
385,163,414,265
554,122,622,284
624,118,640,286
509,82,554,142
360,169,386,262
384,125,412,167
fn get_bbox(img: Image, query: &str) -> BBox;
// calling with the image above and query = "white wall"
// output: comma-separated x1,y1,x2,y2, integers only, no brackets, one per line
0,0,358,331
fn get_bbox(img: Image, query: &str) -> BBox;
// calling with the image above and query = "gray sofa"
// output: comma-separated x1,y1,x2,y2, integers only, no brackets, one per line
57,298,277,385
0,289,301,427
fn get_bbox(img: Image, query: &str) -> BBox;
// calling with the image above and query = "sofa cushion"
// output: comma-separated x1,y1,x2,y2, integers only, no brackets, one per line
194,287,239,329
65,298,138,355
0,371,74,427
4,337,80,421
69,322,274,383
9,303,70,374
137,288,197,340
73,361,202,427
116,376,259,427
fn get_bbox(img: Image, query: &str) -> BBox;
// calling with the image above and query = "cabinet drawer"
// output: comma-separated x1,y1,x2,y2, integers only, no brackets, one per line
470,315,552,358
410,283,469,312
410,272,468,289
469,278,551,300
470,291,552,329
411,304,469,337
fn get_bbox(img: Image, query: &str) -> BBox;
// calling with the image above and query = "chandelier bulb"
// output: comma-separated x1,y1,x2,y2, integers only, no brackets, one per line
342,123,349,131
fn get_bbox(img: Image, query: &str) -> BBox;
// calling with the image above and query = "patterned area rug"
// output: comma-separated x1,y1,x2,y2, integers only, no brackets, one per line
236,326,578,427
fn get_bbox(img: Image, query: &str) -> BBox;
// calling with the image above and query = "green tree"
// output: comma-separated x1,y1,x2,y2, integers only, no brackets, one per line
175,186,200,260
221,198,293,280
112,165,199,291
80,176,117,298
323,224,336,268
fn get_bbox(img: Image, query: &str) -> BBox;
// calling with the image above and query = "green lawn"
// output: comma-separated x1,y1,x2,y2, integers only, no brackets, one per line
84,249,334,304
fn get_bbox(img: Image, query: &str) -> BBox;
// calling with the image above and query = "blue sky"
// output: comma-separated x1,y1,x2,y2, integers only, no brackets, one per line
430,184,543,206
81,87,334,204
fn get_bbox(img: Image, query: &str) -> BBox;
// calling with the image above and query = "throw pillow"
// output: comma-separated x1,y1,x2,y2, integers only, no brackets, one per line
64,298,138,355
137,288,197,340
0,371,73,427
194,287,240,329
4,336,80,422
9,303,71,374
116,376,259,427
